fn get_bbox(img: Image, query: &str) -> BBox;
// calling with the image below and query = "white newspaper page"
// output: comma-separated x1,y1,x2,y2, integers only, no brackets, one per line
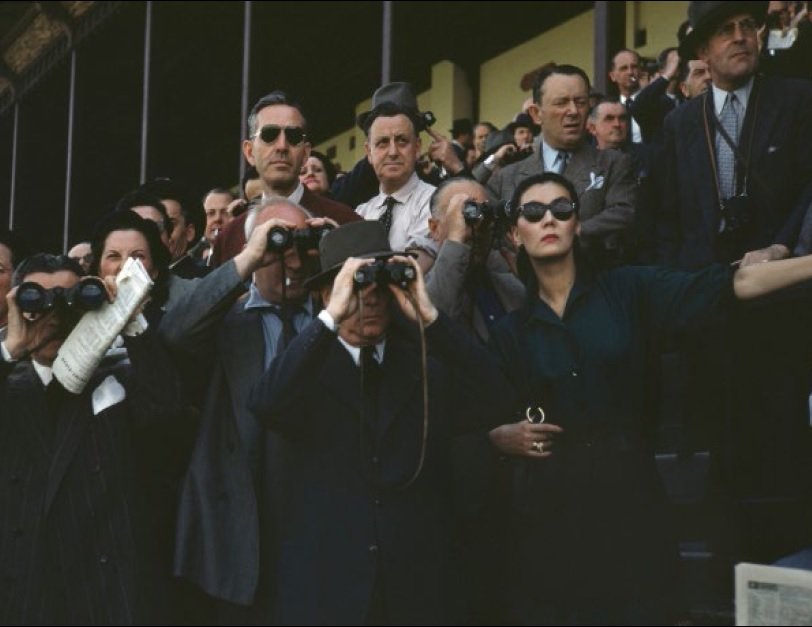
52,258,153,394
736,562,812,625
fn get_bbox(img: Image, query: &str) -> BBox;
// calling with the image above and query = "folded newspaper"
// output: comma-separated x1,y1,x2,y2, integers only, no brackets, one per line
52,258,153,394
736,562,812,625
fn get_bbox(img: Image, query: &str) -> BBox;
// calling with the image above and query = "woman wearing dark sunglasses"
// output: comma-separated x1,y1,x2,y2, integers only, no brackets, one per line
486,172,812,625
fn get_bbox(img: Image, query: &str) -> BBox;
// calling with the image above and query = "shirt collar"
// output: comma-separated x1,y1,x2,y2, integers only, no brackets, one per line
541,139,568,172
32,359,53,386
711,76,754,116
244,283,312,315
378,171,420,205
337,336,387,367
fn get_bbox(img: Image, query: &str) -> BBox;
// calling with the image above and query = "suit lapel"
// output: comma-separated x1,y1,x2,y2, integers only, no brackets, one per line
743,76,777,171
566,143,596,193
6,363,52,467
43,393,90,515
376,331,421,446
318,340,362,417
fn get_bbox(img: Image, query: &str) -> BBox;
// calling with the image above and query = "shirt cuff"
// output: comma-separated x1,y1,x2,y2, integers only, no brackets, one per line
484,155,497,171
318,309,338,333
122,313,149,337
1,340,16,362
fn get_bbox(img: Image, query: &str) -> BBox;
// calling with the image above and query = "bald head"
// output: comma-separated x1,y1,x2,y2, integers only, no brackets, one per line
253,199,309,232
252,199,311,305
431,179,488,219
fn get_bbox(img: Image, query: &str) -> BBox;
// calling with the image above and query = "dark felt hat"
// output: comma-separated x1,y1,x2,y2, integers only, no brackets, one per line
507,112,541,135
449,118,474,136
304,220,408,289
679,1,767,60
483,128,514,155
357,82,426,132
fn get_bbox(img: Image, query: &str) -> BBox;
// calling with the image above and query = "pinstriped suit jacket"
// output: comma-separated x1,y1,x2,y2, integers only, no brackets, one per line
0,332,182,625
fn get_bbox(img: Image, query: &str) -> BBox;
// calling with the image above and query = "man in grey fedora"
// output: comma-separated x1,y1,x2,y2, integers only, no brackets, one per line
355,82,438,260
656,0,812,571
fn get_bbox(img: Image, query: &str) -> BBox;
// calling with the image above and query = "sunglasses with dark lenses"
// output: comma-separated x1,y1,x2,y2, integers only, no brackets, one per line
254,125,307,146
517,199,577,222
17,277,107,315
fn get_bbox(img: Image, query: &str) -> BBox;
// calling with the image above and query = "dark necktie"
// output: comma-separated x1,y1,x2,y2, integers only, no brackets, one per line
275,304,300,351
555,151,569,174
379,196,397,236
360,345,381,432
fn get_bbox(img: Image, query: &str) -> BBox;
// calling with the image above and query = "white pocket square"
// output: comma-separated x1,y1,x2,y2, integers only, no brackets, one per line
767,145,778,153
92,375,127,415
585,172,605,191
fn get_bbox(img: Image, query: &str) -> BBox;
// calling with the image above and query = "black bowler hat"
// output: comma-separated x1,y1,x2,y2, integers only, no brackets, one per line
483,128,514,155
679,1,767,60
304,221,411,289
357,82,430,132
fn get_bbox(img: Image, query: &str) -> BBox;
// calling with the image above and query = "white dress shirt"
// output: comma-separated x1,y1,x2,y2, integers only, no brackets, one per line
711,77,753,118
318,309,386,366
355,172,435,252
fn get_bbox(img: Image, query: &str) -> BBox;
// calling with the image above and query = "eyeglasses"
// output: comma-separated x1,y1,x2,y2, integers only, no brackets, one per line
517,199,577,222
252,125,307,146
714,17,759,39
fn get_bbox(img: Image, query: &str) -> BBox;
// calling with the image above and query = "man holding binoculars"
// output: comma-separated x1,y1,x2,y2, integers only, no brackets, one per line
248,220,515,625
0,253,182,624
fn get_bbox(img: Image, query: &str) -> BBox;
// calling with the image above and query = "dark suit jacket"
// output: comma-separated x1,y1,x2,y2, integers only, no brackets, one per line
657,74,812,270
211,186,360,266
0,333,182,625
487,137,637,253
248,314,515,625
628,76,678,144
167,261,307,611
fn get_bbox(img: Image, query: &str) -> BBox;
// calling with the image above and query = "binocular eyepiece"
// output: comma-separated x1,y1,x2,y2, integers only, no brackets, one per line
353,260,416,290
17,277,107,315
461,199,509,225
267,224,335,253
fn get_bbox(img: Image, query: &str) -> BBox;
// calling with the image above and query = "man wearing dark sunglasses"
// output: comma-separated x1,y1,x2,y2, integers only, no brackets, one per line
212,91,359,267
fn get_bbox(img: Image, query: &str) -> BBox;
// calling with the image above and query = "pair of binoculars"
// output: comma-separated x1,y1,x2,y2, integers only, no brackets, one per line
267,224,334,253
16,277,107,315
461,199,509,225
353,260,416,289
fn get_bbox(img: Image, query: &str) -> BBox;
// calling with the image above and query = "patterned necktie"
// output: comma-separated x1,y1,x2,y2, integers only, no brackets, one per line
555,151,569,174
717,92,741,199
379,196,397,236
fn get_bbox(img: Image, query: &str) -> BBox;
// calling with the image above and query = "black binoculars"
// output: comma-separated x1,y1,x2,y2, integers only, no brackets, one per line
461,199,509,225
17,277,107,315
353,260,416,290
267,224,334,253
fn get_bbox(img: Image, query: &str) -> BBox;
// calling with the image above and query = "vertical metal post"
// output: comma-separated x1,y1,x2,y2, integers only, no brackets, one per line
8,103,19,230
63,48,77,253
239,1,252,185
381,1,392,84
594,1,609,95
140,1,153,184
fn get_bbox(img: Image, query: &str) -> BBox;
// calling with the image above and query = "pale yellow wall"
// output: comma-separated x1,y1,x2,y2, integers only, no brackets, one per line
479,10,594,128
316,60,473,168
317,2,689,165
626,1,689,58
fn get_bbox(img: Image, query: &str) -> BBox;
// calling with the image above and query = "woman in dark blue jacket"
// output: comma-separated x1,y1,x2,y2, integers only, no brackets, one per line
488,172,812,625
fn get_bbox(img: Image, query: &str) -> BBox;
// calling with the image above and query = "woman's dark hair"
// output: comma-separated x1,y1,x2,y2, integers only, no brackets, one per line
90,211,171,306
509,172,583,292
308,150,338,187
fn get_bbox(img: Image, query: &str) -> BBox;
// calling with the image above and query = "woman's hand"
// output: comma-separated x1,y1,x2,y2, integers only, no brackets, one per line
489,419,564,459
